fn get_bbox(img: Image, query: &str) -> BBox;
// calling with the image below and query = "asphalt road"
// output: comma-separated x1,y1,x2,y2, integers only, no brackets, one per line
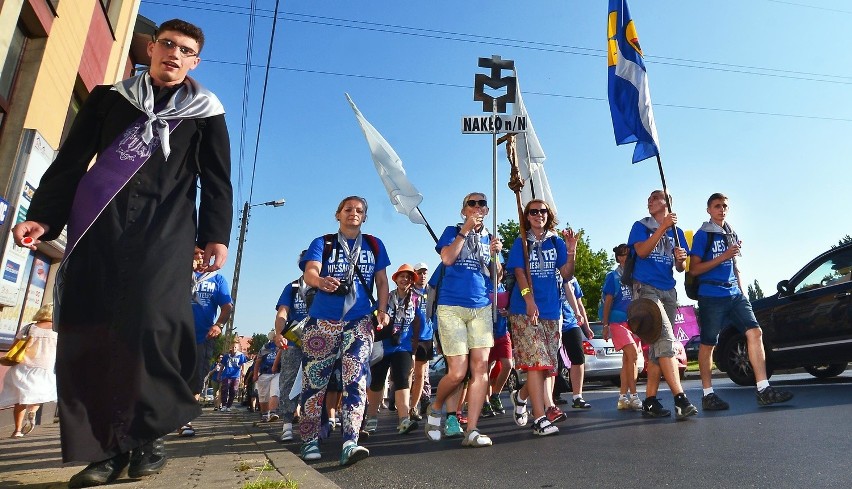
280,371,852,488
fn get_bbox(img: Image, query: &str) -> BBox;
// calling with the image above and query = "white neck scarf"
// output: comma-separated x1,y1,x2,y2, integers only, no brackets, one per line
112,73,225,158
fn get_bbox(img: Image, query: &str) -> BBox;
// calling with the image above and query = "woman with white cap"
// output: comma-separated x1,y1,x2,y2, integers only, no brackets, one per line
363,264,426,436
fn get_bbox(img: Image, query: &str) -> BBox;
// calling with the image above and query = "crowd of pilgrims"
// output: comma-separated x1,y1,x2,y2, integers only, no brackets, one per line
210,192,632,467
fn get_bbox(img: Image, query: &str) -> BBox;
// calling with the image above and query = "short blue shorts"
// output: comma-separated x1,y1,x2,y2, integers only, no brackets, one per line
697,293,759,346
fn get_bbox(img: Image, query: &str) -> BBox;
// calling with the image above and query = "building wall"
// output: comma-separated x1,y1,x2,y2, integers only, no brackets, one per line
0,0,142,353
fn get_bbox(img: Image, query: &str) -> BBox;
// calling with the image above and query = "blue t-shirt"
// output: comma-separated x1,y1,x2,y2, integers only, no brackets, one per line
256,342,277,375
506,235,567,320
628,220,689,291
220,352,247,379
690,229,741,298
300,234,391,321
276,280,310,347
560,278,584,332
602,269,632,323
413,288,433,340
191,272,233,344
382,289,426,354
435,226,495,308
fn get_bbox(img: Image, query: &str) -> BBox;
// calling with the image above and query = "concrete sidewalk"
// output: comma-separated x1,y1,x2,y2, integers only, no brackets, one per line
0,407,338,489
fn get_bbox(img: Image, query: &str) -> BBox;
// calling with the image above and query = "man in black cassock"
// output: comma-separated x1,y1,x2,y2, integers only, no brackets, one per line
13,19,232,488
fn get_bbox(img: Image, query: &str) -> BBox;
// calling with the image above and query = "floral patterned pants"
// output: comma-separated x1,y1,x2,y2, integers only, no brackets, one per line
299,316,373,444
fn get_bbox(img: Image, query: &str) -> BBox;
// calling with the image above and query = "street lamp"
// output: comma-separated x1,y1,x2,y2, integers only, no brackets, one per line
225,198,286,337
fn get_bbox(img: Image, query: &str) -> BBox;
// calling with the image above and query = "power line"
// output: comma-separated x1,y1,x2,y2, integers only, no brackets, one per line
150,0,852,84
235,0,258,211
246,0,282,205
208,59,852,123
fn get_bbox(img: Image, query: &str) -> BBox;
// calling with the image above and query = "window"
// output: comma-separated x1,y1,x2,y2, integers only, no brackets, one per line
59,81,86,146
0,23,28,131
794,250,852,293
99,0,124,33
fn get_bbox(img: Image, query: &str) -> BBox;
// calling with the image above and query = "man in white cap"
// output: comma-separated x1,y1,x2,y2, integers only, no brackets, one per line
410,262,433,418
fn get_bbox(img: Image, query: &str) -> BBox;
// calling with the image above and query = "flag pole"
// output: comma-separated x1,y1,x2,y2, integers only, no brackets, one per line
491,99,499,319
414,207,439,244
655,153,681,248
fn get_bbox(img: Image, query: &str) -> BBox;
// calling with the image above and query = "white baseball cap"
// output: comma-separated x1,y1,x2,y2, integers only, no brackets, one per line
413,262,428,271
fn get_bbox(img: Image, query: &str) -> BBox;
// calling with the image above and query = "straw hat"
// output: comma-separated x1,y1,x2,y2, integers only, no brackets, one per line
392,264,420,283
627,298,663,344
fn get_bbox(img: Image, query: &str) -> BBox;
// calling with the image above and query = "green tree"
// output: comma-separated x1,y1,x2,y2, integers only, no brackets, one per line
833,234,852,249
747,279,765,302
496,220,613,321
248,333,268,355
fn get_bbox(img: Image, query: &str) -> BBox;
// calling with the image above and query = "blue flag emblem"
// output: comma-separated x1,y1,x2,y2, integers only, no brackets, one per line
607,0,660,163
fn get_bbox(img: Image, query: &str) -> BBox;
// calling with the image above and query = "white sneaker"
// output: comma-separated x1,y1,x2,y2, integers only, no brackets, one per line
268,412,280,422
617,395,630,410
629,394,643,411
280,423,294,442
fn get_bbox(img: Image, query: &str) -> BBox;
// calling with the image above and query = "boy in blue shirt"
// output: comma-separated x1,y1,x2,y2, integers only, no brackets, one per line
688,193,792,410
628,190,697,419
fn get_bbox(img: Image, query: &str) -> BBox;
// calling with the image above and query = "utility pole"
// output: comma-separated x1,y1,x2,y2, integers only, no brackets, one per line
225,198,285,338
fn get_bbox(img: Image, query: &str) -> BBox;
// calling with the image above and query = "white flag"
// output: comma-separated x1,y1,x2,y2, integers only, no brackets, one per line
346,93,427,225
512,76,558,216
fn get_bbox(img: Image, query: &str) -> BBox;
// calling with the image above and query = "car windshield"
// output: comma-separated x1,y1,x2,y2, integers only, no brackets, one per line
794,250,852,293
590,322,605,336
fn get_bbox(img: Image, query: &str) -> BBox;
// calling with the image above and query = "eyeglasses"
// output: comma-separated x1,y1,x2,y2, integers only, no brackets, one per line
155,38,198,58
466,199,488,207
528,208,549,216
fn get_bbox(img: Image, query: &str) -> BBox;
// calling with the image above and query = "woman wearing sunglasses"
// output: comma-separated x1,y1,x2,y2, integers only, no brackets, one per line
424,192,502,448
505,199,578,436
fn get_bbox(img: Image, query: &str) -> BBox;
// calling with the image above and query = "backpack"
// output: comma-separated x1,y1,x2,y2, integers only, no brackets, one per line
289,279,316,311
684,232,716,300
621,223,652,287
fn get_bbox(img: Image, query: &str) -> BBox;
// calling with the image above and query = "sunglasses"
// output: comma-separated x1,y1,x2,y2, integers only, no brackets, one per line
466,199,488,207
528,208,549,216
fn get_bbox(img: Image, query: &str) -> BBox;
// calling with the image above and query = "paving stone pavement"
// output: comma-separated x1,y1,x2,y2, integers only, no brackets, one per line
0,407,338,489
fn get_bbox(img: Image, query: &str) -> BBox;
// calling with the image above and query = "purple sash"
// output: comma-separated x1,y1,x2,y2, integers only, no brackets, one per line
63,115,181,264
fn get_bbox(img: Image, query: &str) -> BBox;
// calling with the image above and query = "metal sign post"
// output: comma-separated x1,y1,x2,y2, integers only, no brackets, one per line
465,55,525,318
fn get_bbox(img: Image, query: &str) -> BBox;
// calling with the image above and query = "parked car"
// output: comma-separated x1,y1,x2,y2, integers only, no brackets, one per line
684,335,701,361
714,242,852,385
428,354,448,390
200,387,215,406
640,339,688,379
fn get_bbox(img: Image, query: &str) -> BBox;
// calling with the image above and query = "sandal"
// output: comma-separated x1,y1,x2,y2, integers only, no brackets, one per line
423,409,442,442
511,390,529,427
461,429,492,448
532,416,559,436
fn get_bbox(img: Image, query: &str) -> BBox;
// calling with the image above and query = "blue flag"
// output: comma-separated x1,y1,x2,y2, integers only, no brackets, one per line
607,0,660,163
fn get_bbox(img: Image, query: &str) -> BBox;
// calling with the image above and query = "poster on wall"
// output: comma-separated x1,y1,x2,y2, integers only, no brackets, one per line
0,130,55,345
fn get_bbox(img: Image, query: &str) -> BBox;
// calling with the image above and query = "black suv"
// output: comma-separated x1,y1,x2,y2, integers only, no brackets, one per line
715,241,852,385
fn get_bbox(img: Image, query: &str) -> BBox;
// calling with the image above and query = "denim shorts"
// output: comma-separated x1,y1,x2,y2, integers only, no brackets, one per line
698,293,759,346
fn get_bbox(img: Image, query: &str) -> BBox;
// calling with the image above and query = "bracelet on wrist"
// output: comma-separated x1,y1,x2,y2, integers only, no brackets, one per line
520,287,531,297
457,232,466,239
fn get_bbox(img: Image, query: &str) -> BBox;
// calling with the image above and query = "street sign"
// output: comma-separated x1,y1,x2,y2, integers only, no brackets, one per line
461,115,527,134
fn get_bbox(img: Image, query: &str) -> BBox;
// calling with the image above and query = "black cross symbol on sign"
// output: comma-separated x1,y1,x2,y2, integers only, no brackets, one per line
473,55,516,113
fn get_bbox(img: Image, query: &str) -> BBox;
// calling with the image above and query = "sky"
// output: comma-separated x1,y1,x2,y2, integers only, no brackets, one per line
138,0,851,338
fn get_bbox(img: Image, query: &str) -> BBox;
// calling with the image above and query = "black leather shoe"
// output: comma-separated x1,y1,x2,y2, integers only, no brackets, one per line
128,437,167,478
68,452,130,488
